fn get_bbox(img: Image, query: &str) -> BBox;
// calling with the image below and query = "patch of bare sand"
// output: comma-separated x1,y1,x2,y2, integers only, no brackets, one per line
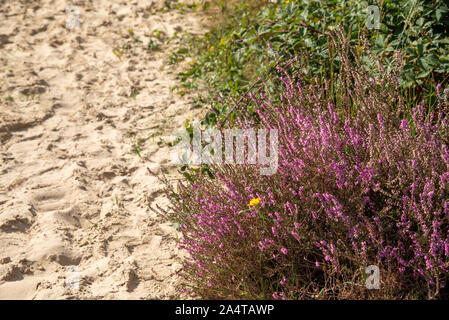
0,0,206,299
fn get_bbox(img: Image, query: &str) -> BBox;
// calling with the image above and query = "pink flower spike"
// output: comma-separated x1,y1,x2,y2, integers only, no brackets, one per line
291,231,300,241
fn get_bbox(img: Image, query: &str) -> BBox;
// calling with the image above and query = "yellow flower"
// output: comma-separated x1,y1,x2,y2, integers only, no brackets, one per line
219,38,226,46
248,197,261,207
286,0,290,4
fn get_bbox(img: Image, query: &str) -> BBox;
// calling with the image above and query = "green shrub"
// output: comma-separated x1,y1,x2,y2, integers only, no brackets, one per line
171,0,449,126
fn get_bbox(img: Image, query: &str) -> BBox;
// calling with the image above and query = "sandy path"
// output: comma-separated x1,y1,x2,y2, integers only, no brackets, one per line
0,0,204,299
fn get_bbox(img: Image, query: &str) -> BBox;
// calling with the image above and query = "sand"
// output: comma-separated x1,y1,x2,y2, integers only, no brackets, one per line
0,0,205,299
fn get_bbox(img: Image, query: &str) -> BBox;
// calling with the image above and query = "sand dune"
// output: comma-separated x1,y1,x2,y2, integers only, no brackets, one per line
0,0,204,299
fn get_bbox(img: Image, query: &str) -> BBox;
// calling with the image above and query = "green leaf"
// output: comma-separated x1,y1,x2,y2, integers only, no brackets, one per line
436,9,443,22
417,43,424,56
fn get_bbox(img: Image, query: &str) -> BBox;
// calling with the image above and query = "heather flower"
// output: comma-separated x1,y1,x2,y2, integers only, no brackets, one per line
291,231,300,241
157,33,449,300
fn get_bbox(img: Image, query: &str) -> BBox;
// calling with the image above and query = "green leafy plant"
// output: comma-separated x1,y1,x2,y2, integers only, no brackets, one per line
170,0,449,127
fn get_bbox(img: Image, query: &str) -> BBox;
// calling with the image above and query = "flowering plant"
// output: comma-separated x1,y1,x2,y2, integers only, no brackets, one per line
155,32,449,299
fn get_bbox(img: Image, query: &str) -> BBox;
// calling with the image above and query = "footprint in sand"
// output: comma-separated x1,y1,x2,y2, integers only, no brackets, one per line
30,187,70,213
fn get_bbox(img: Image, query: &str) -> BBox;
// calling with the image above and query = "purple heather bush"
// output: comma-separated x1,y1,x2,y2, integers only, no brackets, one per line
155,33,449,299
